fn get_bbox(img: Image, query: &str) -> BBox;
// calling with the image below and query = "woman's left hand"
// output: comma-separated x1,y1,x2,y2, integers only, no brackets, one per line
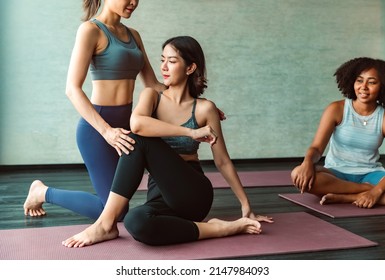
353,187,383,208
251,213,274,223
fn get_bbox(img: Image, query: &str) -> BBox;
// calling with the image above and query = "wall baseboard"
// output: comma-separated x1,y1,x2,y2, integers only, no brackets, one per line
0,157,313,172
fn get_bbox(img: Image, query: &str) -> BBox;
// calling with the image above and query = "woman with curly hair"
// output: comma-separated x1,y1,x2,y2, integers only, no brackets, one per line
291,57,385,208
62,36,273,247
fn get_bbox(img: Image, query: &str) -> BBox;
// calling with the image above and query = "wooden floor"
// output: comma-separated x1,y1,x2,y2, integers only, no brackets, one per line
1,159,385,260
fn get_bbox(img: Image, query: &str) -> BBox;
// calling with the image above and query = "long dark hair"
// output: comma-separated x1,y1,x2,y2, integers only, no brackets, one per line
162,36,208,98
82,0,101,21
334,57,385,107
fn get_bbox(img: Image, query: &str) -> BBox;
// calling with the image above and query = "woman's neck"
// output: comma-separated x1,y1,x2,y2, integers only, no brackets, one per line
97,11,121,27
352,100,378,116
164,84,191,104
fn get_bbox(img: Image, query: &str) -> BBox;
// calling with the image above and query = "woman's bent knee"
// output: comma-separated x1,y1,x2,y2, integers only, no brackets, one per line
124,208,157,245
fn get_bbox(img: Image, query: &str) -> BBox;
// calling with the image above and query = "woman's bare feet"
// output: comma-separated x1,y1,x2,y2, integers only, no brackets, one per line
205,217,262,238
320,193,358,205
320,189,384,208
23,180,48,216
62,220,119,248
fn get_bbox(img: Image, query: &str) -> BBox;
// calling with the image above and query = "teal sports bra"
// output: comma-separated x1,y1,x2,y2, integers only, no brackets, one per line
153,93,201,155
89,19,144,80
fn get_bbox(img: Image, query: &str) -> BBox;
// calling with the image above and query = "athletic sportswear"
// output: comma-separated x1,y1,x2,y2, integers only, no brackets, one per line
324,98,385,174
154,92,201,155
111,134,213,245
89,19,144,80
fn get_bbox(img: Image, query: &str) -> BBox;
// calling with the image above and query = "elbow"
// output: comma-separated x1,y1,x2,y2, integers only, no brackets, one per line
65,87,71,99
130,115,142,134
130,125,141,135
65,84,75,100
214,157,231,171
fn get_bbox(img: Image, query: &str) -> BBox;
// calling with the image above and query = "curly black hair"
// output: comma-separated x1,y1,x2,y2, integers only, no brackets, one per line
334,57,385,107
162,36,207,98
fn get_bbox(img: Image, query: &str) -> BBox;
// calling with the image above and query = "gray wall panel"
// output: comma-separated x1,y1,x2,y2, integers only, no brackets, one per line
1,0,384,164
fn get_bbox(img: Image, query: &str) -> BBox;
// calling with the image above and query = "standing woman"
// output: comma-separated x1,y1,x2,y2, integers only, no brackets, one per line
24,0,165,219
62,36,273,248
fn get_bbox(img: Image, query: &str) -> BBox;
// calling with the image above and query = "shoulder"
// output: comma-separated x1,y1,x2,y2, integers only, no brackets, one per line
74,21,101,46
126,27,143,45
139,87,159,100
126,26,140,36
134,88,160,115
195,98,219,122
77,21,100,36
325,99,344,113
70,21,101,53
323,99,345,125
197,98,217,112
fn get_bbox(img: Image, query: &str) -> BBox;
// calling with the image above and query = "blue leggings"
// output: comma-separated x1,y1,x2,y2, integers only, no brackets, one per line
111,133,213,246
45,104,132,219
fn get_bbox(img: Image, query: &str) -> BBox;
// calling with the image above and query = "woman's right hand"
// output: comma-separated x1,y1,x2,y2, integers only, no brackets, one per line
292,162,315,193
191,125,218,146
103,127,135,156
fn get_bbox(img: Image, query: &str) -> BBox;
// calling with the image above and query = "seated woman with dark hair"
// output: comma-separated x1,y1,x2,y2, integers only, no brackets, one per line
62,35,273,247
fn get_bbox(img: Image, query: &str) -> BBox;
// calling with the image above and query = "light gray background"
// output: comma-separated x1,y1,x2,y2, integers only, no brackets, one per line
1,0,384,165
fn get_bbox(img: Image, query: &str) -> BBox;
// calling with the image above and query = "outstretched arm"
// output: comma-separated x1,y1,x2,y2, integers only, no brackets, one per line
198,100,273,223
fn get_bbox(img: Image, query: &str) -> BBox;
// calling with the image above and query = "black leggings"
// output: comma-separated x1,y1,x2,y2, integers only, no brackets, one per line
111,133,213,245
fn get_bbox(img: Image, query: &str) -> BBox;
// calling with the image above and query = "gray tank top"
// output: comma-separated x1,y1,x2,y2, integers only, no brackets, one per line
89,19,144,80
153,93,200,155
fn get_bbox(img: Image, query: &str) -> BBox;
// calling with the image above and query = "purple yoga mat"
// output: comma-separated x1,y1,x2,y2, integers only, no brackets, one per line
138,170,292,190
279,193,385,218
0,212,376,260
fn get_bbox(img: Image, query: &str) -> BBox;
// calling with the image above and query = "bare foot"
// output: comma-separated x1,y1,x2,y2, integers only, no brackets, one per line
62,221,119,248
207,217,262,237
23,180,48,216
320,193,357,205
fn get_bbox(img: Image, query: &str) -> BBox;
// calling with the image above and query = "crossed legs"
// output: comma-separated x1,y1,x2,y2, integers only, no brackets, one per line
62,191,263,248
62,134,263,247
291,166,385,208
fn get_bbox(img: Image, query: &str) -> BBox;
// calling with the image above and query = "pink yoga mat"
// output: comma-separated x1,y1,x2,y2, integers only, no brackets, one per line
0,212,376,260
138,170,292,190
279,193,385,218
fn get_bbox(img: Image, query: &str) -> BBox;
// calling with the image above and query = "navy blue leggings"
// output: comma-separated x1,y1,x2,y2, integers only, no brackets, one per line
111,133,213,246
45,104,132,219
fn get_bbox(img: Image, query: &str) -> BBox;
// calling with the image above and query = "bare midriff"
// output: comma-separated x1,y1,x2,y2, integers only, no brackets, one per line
90,79,136,106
